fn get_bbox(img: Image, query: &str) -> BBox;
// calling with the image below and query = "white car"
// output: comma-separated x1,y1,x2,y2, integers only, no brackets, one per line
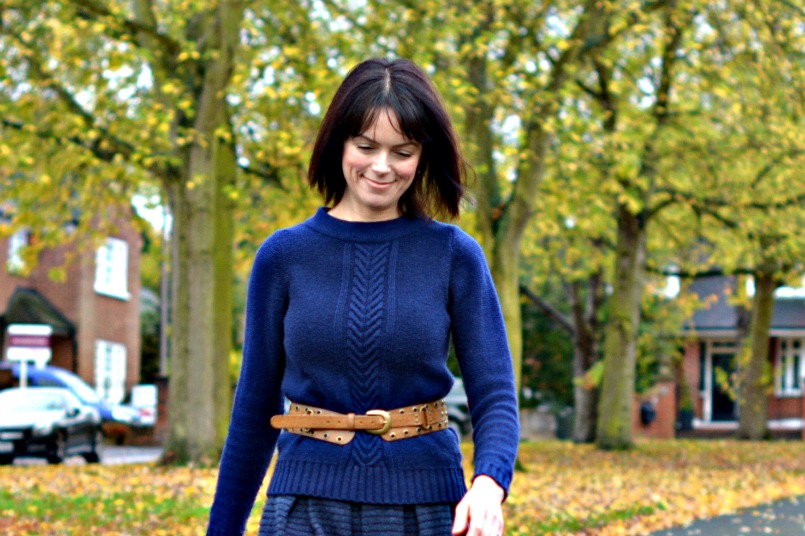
0,387,103,464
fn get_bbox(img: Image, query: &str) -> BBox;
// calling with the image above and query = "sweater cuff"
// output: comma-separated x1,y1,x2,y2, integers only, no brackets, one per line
472,462,513,501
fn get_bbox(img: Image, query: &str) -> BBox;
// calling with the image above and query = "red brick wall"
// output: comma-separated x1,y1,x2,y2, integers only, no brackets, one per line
766,338,804,421
682,341,703,418
49,336,75,371
768,396,803,420
0,217,142,396
73,225,143,394
633,381,677,439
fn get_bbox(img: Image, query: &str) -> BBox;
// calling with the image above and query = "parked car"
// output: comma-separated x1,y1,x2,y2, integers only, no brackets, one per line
0,362,143,442
446,378,472,442
0,387,103,464
129,384,158,427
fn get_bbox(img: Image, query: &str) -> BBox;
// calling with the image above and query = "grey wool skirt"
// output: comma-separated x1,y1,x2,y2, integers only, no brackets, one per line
258,495,456,536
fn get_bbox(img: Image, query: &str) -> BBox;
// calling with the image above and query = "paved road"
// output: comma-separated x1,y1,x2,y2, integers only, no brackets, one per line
13,445,163,466
650,495,805,535
99,445,163,465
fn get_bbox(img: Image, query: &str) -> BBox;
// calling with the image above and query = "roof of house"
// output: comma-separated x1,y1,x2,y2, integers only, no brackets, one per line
773,298,805,330
685,276,805,332
1,287,76,337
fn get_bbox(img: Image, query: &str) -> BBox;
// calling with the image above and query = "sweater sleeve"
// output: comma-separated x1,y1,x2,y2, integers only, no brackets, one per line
448,229,520,496
207,235,288,536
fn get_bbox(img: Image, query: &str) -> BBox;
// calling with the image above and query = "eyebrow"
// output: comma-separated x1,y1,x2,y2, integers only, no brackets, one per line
354,134,420,148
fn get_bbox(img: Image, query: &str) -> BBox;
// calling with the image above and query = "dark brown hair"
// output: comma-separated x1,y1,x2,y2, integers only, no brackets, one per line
308,58,467,220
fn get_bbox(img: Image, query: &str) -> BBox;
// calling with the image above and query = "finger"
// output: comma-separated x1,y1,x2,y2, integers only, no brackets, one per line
481,508,502,536
466,505,485,536
452,499,470,535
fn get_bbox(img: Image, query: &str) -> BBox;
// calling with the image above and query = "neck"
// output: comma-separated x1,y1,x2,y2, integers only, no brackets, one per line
307,207,425,243
328,202,402,222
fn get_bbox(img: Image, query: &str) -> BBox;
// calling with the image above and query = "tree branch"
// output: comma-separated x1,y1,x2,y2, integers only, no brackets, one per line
237,163,284,189
2,28,150,168
586,269,605,330
504,0,614,243
519,284,576,336
654,184,805,212
68,0,182,59
1,117,176,180
623,3,695,228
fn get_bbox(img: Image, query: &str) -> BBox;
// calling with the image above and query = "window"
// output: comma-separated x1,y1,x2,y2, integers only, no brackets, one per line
94,237,129,300
775,338,804,397
95,340,127,404
6,229,29,274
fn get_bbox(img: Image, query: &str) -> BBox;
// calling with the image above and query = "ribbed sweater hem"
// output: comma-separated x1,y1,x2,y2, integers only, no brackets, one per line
267,459,468,504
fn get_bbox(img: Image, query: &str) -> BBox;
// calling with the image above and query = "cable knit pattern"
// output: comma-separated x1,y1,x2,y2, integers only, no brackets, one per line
346,243,389,466
206,208,519,536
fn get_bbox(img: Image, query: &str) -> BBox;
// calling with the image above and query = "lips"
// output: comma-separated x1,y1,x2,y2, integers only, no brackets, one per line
364,176,396,188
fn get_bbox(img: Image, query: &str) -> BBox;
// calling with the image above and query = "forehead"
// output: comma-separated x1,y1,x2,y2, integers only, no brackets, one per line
356,109,417,143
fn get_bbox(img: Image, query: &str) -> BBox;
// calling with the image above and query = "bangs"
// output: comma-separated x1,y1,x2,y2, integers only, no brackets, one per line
346,91,431,145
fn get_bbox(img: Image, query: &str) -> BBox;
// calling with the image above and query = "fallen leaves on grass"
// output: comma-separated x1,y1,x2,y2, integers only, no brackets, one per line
0,439,803,534
503,439,805,535
0,463,221,535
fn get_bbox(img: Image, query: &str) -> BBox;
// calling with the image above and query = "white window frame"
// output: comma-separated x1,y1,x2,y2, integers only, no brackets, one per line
6,228,29,274
700,339,739,423
94,237,130,300
775,337,804,397
94,339,127,404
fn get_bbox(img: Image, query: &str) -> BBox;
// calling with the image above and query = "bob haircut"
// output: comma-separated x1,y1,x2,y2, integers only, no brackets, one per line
308,58,468,220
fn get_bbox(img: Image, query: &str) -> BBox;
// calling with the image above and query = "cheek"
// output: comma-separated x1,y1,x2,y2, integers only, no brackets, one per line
398,159,420,179
341,148,366,175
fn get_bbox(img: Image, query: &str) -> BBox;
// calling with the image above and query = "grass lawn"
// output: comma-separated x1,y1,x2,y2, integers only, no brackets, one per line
1,439,803,535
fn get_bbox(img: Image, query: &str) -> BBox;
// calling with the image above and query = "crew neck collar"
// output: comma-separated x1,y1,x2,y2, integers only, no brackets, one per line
306,207,427,243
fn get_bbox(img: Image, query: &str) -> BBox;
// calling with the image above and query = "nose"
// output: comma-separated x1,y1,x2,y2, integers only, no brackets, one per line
371,152,391,174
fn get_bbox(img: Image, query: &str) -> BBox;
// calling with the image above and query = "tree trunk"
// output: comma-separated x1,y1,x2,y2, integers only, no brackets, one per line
164,130,236,463
463,1,611,397
572,323,600,442
572,359,599,443
737,270,776,439
162,7,241,464
596,207,646,450
463,55,499,261
520,278,602,442
490,241,524,392
569,277,603,443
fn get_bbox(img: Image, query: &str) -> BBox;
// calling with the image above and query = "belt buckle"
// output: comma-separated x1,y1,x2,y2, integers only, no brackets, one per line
366,409,391,435
420,404,434,430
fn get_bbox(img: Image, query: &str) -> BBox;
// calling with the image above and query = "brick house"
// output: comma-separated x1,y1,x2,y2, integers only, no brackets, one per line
0,218,142,405
679,275,805,436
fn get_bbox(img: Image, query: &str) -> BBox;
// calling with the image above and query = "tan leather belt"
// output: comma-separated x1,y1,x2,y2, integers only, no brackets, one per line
271,399,449,444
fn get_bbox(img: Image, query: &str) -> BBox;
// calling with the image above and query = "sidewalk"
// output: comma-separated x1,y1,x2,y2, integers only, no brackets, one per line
649,495,805,535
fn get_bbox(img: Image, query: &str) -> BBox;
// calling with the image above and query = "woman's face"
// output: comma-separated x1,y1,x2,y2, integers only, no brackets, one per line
334,109,422,222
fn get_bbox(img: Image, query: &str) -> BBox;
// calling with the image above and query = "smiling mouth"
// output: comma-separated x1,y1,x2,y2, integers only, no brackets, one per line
366,177,395,187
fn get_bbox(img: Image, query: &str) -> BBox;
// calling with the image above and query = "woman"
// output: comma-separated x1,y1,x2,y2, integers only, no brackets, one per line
207,58,519,536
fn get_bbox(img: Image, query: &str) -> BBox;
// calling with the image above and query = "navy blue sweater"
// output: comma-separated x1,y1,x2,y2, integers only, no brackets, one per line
207,208,519,536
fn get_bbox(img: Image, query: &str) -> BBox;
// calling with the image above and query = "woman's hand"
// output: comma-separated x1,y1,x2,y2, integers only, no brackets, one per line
451,475,505,536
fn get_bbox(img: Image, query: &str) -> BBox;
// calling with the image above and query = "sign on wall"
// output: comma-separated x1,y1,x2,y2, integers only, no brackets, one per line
5,324,53,387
